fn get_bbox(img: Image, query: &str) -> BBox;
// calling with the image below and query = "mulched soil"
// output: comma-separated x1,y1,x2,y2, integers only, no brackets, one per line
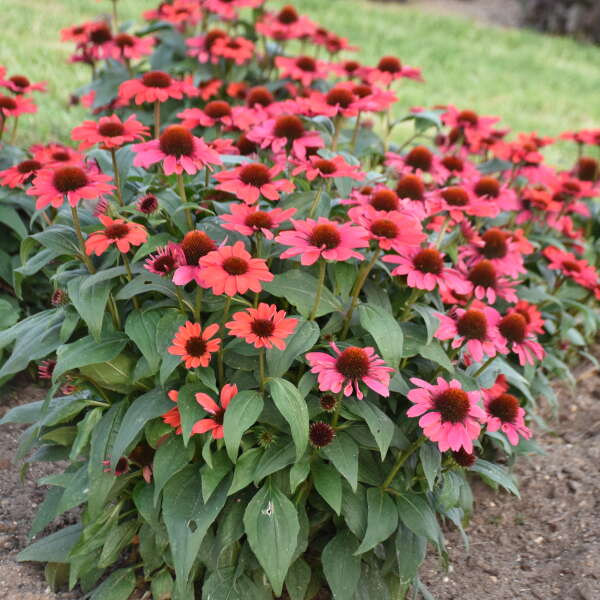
0,366,599,599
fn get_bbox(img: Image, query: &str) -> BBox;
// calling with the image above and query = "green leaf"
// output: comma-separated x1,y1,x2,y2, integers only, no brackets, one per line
395,525,427,588
355,488,398,555
99,521,139,569
345,398,395,460
412,304,440,344
289,452,310,494
32,224,80,256
419,443,441,491
163,466,230,596
67,276,112,341
253,440,296,483
266,320,319,378
201,449,232,502
263,270,342,319
285,559,311,600
358,304,403,368
152,434,195,505
0,205,27,238
267,378,309,461
151,569,173,600
322,431,359,492
176,383,207,445
156,310,187,385
17,523,82,563
470,459,520,497
110,389,172,468
322,531,361,600
229,447,262,496
53,333,128,381
125,309,162,373
243,480,300,596
396,492,440,543
223,390,263,463
89,567,136,600
312,460,342,515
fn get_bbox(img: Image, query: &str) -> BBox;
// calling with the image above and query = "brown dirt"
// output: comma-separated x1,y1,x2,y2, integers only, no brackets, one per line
1,369,599,599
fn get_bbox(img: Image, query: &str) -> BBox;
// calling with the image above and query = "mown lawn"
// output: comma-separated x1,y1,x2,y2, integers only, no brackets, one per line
3,0,600,164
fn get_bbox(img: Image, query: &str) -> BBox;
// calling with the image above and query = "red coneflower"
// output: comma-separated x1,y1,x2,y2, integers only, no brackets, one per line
199,241,274,296
220,204,296,239
226,303,298,350
144,243,183,277
0,159,43,188
85,216,148,256
193,384,239,439
172,229,217,286
168,321,221,369
118,71,184,105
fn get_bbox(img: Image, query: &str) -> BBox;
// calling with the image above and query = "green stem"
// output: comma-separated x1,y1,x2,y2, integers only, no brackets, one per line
193,287,203,323
111,0,119,31
259,349,266,393
473,355,497,378
340,249,381,339
9,117,19,145
175,286,188,314
331,115,343,150
70,205,96,274
398,287,422,321
217,296,232,387
350,111,362,151
330,393,343,428
381,436,426,490
308,260,327,321
177,173,194,231
110,148,124,206
153,100,161,139
307,184,324,219
122,254,139,310
435,216,450,248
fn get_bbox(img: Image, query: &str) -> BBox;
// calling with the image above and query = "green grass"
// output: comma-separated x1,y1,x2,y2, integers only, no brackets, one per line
3,0,600,165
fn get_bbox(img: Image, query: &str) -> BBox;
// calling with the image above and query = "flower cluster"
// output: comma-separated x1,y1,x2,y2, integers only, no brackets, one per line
1,1,599,599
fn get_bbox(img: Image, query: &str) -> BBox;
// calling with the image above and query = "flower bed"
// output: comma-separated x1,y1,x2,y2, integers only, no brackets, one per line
0,0,599,599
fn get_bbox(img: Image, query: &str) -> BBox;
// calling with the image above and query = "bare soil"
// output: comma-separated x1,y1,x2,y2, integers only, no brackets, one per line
0,368,599,599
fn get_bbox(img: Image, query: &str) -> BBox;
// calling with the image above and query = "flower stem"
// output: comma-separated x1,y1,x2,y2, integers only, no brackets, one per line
9,117,19,145
473,355,497,378
217,296,232,387
307,184,324,219
193,287,203,324
350,111,362,151
308,260,327,321
381,436,426,490
70,205,96,274
153,100,161,139
398,287,422,321
110,148,124,206
259,349,266,392
122,254,140,310
435,216,450,248
331,115,343,150
177,173,194,231
340,249,381,339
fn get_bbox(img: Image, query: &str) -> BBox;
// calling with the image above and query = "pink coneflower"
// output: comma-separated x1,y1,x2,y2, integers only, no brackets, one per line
367,56,423,86
306,342,394,400
118,71,184,105
145,0,202,26
182,77,222,101
193,384,239,440
543,246,598,289
466,176,518,212
0,93,37,117
186,29,229,62
0,159,43,188
27,164,114,210
459,228,525,278
349,206,425,252
85,216,148,256
226,303,298,350
246,115,324,159
292,154,364,182
510,300,545,335
464,259,518,304
144,243,183,277
214,162,294,205
0,74,47,95
71,114,149,150
108,33,155,61
136,193,159,214
178,100,236,129
276,217,369,266
383,246,470,294
168,321,221,369
256,5,316,41
407,377,485,453
204,0,264,20
431,185,499,222
497,313,545,366
211,36,255,65
199,241,273,296
482,384,531,446
172,230,217,286
275,55,330,87
220,204,296,239
30,143,82,166
435,307,507,363
133,125,222,175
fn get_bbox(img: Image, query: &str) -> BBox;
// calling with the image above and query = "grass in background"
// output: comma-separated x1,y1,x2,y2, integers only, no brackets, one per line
3,0,600,165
